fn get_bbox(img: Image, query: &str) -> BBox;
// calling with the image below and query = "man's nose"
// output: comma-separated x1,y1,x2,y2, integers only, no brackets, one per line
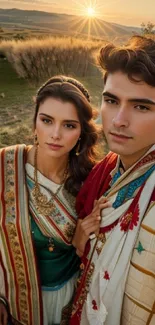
112,108,129,128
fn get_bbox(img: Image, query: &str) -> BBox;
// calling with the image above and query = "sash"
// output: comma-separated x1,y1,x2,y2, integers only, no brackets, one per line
0,145,43,325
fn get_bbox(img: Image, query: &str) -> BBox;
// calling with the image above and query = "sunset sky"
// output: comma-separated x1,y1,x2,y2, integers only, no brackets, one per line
0,0,155,27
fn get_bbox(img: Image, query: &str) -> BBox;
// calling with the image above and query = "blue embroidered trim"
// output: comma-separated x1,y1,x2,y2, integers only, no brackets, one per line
112,165,155,209
110,170,122,186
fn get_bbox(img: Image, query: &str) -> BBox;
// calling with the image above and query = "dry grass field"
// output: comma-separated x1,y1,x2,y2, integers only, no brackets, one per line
0,36,104,147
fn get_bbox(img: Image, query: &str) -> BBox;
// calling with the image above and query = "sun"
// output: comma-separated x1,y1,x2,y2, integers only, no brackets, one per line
87,7,95,17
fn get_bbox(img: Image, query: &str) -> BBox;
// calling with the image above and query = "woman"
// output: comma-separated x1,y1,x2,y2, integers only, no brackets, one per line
0,75,109,325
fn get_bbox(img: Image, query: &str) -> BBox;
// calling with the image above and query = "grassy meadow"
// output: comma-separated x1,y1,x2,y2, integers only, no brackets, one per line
0,36,104,148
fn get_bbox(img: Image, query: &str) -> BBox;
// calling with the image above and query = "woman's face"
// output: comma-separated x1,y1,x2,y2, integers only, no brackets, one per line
35,97,81,159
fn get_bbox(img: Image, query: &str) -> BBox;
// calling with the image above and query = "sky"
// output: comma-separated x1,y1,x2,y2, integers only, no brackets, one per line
0,0,155,27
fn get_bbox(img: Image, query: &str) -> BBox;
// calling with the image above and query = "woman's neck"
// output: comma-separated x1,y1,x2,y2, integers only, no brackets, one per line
27,145,69,184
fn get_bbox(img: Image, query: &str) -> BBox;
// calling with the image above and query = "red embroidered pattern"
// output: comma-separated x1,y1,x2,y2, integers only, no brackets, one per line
92,300,98,310
104,271,110,280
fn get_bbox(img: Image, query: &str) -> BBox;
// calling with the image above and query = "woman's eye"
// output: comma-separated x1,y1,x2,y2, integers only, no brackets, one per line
135,105,150,111
42,118,52,124
64,124,76,129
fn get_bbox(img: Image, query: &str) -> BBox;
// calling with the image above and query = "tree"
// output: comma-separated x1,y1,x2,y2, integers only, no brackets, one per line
141,21,155,35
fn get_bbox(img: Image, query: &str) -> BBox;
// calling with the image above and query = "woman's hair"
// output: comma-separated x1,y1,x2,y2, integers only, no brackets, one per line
34,75,99,196
97,35,155,86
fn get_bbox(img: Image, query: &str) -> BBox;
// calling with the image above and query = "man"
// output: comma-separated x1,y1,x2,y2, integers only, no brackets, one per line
70,35,155,325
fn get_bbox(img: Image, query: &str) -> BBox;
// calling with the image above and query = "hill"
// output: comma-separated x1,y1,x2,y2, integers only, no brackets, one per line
0,8,140,39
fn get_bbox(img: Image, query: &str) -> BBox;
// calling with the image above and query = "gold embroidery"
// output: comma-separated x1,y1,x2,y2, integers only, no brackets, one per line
7,223,28,323
123,212,133,223
32,145,68,216
96,233,106,255
72,262,95,316
80,263,85,270
4,148,29,324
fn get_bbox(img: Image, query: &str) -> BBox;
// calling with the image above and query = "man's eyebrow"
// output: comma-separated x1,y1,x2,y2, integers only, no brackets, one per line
102,92,155,105
39,113,80,123
128,98,155,105
102,91,118,100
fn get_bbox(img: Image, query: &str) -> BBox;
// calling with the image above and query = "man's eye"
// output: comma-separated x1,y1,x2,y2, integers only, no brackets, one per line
104,98,117,104
135,105,150,111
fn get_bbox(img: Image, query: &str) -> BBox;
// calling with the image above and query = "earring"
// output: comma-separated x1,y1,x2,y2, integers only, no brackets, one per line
75,138,81,156
34,134,39,145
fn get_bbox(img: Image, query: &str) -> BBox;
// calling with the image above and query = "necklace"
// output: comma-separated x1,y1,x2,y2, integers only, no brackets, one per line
32,145,68,217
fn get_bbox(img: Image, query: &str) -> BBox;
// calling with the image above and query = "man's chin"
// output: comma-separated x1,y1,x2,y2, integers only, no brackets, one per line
107,144,128,156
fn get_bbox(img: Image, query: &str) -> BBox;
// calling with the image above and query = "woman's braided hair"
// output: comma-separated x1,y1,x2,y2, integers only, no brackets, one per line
37,75,90,102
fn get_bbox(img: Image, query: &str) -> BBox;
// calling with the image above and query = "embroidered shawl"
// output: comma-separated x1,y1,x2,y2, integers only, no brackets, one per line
0,144,78,325
70,146,155,325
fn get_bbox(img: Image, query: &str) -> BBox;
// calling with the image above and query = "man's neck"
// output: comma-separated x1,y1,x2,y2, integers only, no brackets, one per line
120,145,153,171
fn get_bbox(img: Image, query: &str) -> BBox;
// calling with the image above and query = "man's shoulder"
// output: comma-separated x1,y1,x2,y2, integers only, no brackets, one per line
92,151,118,172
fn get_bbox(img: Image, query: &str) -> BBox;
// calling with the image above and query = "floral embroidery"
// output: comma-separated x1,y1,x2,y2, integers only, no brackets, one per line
54,214,66,224
129,205,139,230
4,150,17,222
120,203,139,232
120,212,133,231
92,300,98,310
64,222,75,239
104,271,110,280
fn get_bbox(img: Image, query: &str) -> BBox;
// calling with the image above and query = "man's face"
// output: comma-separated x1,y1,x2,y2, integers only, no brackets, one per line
101,71,155,169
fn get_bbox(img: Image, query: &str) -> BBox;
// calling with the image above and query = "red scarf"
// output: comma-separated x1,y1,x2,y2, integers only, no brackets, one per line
76,152,117,218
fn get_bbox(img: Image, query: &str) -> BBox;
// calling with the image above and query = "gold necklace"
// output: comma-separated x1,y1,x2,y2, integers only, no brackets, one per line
32,145,68,217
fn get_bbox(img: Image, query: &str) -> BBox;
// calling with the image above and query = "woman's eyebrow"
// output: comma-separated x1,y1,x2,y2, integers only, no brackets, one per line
39,113,80,123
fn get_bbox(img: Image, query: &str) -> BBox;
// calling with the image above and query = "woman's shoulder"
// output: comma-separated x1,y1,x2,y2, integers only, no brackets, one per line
0,144,29,165
0,144,27,155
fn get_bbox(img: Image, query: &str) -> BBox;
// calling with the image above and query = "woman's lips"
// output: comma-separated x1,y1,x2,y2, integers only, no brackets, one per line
46,143,63,150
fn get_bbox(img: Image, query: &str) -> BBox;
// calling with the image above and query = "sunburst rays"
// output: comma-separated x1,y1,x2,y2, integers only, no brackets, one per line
67,0,121,39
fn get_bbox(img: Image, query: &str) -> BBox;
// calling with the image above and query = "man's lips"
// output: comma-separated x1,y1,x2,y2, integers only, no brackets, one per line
110,132,132,139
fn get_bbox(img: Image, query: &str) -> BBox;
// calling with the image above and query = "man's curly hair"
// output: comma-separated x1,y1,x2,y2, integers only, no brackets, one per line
98,35,155,86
